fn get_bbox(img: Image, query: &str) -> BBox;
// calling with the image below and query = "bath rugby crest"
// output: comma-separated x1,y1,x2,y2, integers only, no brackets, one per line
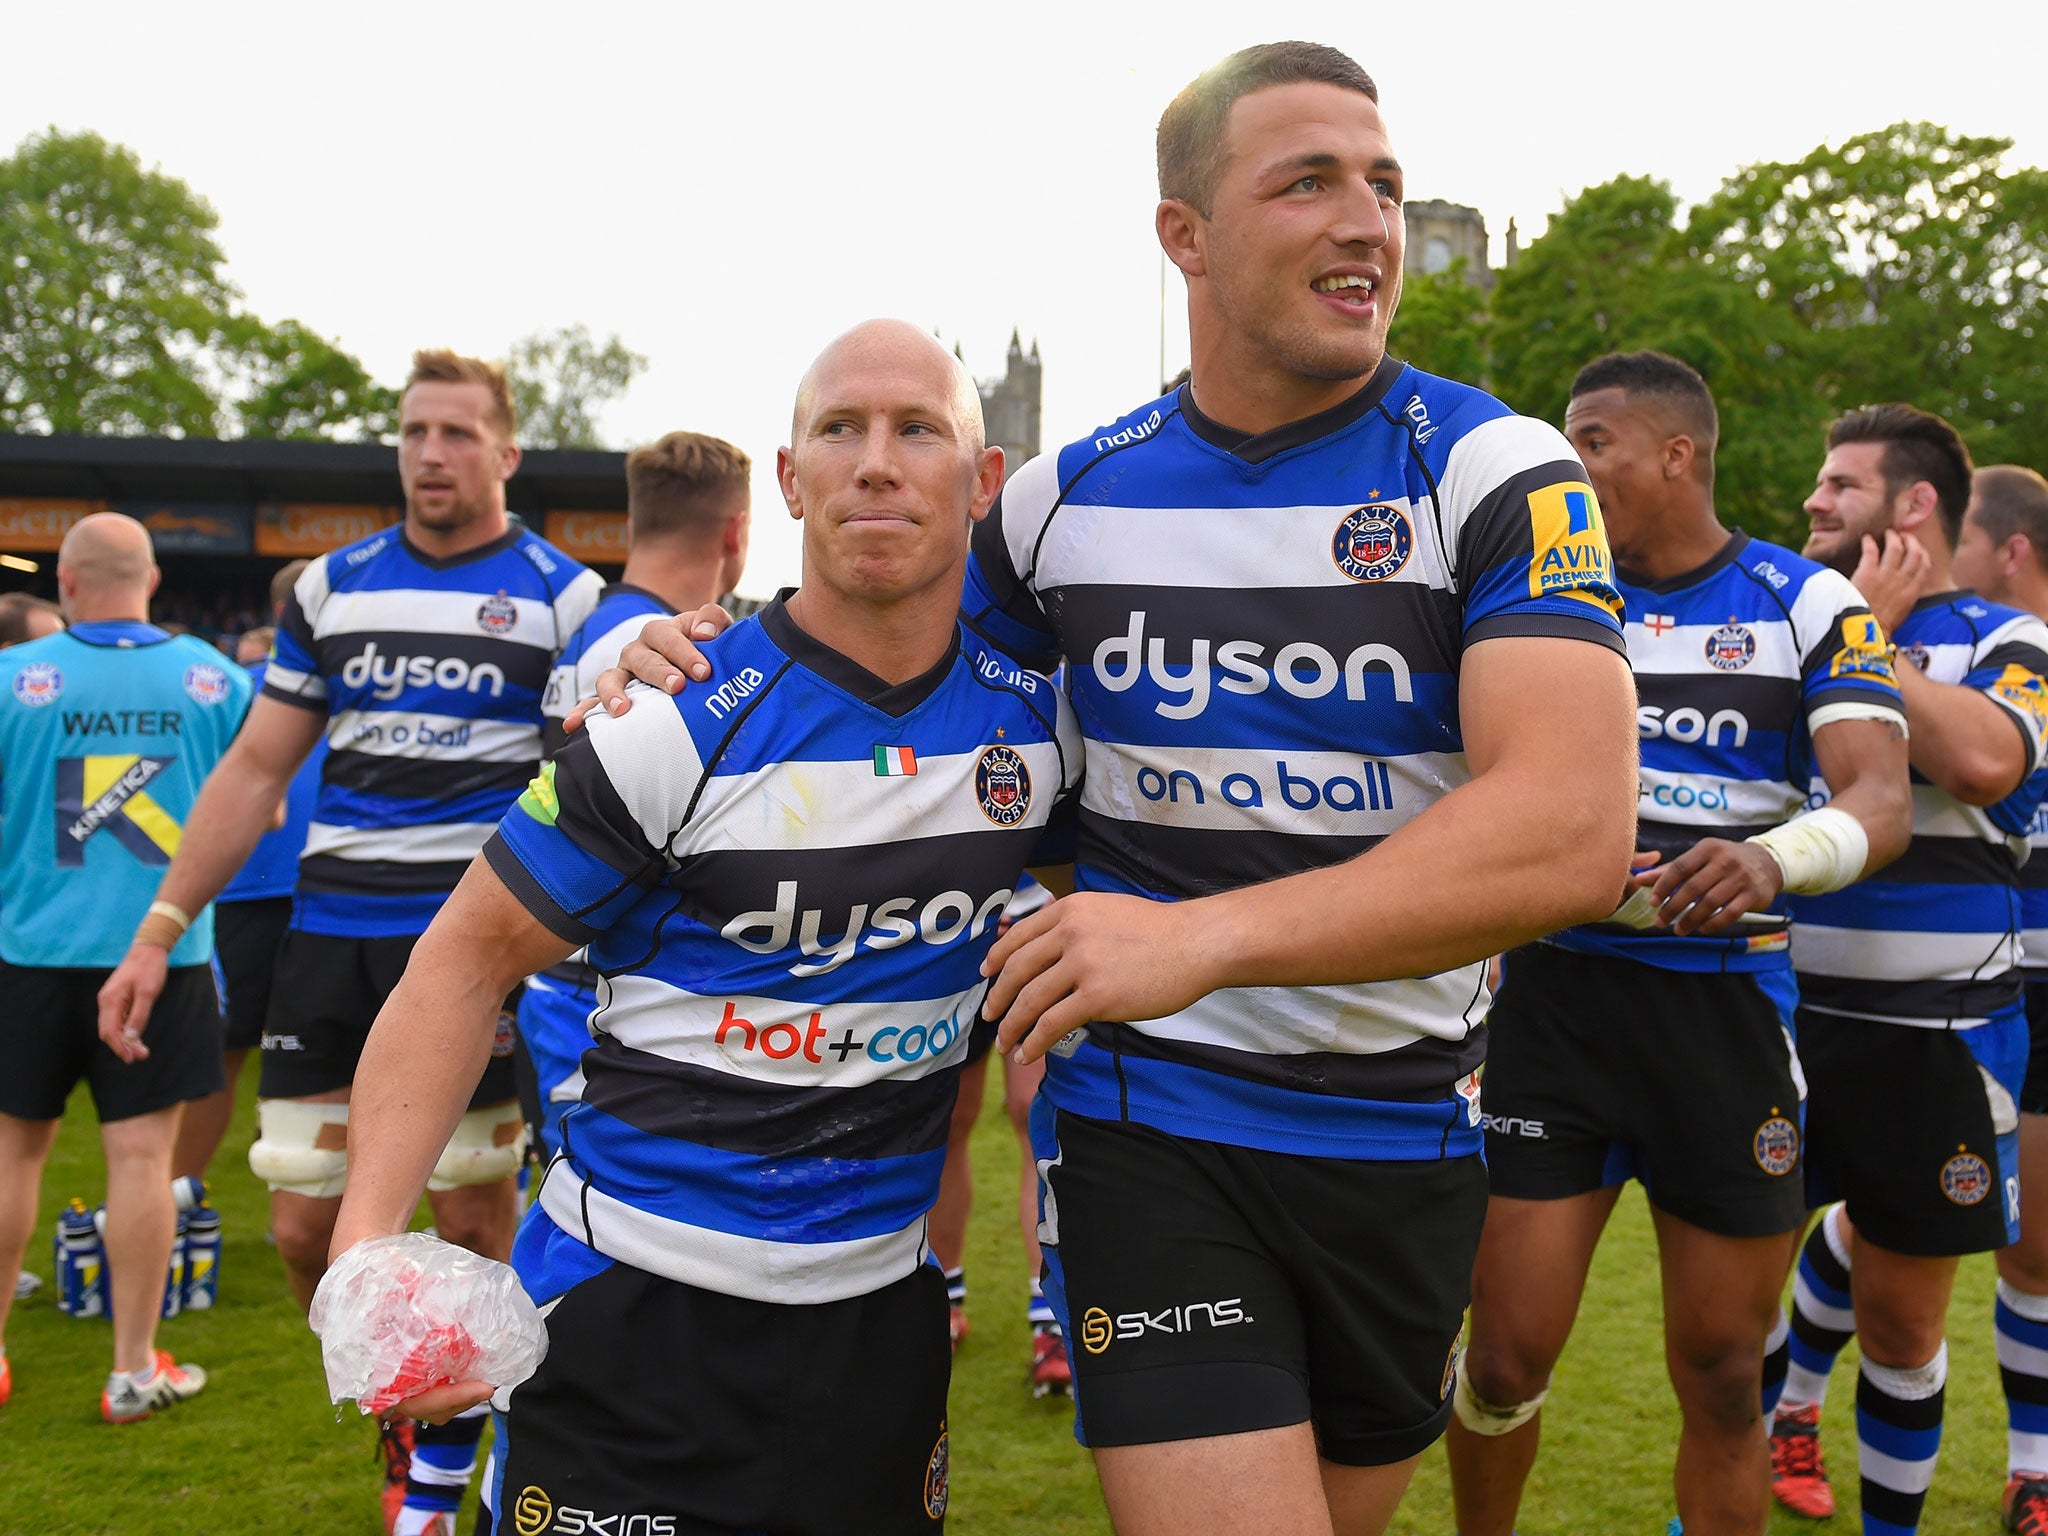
977,744,1031,826
1331,504,1411,582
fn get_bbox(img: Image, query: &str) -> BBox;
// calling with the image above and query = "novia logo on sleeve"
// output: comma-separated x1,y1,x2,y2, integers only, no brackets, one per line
720,880,1015,976
1092,611,1413,720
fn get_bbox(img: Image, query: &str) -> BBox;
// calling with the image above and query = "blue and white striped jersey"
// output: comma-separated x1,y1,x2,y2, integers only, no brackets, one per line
490,600,1082,1305
1553,531,1903,972
266,525,602,937
2023,810,2048,978
963,358,1625,1160
1790,592,2048,1026
539,582,673,758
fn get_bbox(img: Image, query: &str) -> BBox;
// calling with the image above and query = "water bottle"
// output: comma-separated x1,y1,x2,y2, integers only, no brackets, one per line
180,1202,221,1311
91,1203,185,1320
55,1200,104,1318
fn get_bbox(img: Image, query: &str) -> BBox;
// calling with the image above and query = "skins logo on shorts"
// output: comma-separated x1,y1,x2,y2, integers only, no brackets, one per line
477,591,520,636
1753,1115,1799,1176
1942,1151,1993,1205
976,745,1031,826
1440,1343,1461,1402
1330,504,1412,582
1079,1306,1114,1355
512,1485,552,1536
12,661,61,706
1705,621,1756,672
1525,480,1621,620
924,1420,950,1520
183,661,232,706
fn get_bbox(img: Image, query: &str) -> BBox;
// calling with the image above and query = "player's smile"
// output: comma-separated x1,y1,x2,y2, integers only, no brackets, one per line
1309,265,1381,317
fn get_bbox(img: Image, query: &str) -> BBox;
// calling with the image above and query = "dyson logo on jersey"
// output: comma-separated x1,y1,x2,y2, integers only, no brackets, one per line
1093,611,1413,720
1637,705,1749,747
340,642,506,702
720,880,1015,977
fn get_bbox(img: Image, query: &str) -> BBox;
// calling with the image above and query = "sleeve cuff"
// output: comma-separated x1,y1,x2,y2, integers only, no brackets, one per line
1463,613,1628,657
260,680,328,712
483,833,595,945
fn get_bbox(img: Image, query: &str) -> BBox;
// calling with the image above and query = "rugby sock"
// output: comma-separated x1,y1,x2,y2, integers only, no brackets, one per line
1028,1278,1058,1336
404,1406,486,1528
945,1266,966,1309
1762,1306,1791,1418
1998,1279,2048,1476
1782,1205,1855,1414
1856,1344,1946,1536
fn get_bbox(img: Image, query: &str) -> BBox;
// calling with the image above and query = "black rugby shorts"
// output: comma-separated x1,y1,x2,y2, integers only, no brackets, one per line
214,896,292,1052
0,960,223,1122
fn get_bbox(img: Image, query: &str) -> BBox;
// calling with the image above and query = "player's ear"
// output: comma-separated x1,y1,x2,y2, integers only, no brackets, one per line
1157,200,1206,279
1896,482,1938,535
969,446,1005,523
776,446,803,521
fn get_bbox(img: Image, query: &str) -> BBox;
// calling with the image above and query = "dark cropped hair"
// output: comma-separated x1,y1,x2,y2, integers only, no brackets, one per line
1157,42,1378,214
1569,350,1720,457
1828,403,1974,543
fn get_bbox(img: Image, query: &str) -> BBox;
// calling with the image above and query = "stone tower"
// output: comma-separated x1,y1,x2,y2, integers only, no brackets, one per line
1406,200,1495,289
978,329,1043,473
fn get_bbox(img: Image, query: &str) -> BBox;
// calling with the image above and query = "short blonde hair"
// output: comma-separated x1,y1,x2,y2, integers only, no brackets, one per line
625,431,751,542
405,349,516,439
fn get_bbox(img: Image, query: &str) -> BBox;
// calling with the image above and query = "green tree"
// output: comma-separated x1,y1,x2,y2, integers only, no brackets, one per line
1391,261,1489,387
505,325,647,449
0,128,391,439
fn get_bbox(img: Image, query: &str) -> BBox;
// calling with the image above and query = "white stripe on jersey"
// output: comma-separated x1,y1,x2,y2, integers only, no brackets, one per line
595,977,981,1090
1789,923,2020,984
264,661,324,701
326,710,538,762
545,613,669,722
303,819,497,864
538,1165,926,1305
1637,769,1806,827
586,688,1071,857
1627,621,1808,679
1003,498,1450,594
1123,964,1489,1057
1081,741,1463,837
1434,413,1585,567
314,587,567,649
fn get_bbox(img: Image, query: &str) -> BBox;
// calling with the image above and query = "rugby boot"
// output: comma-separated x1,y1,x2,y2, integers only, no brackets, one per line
1029,1330,1072,1398
101,1350,206,1423
2006,1474,2048,1534
1769,1404,1836,1518
949,1304,970,1352
0,1350,11,1406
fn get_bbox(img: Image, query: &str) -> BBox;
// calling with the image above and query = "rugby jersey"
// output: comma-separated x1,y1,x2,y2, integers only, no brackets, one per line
963,356,1625,1159
2023,799,2048,978
217,659,326,904
0,622,251,968
1790,592,2048,1026
490,599,1082,1305
265,525,601,937
540,582,673,758
1553,531,1903,972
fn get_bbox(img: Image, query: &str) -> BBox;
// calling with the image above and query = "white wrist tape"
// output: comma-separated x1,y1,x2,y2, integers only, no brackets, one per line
1747,806,1869,895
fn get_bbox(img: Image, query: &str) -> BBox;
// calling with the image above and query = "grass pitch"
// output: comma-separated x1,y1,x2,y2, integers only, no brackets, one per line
0,1070,2017,1534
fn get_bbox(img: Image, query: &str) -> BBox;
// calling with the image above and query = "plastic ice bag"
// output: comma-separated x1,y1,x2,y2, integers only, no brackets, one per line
309,1232,547,1417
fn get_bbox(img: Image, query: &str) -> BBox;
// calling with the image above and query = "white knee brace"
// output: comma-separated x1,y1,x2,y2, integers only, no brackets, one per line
1452,1353,1548,1437
426,1102,529,1191
248,1099,351,1198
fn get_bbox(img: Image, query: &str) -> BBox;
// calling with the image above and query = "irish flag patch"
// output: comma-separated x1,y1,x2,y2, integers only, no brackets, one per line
873,745,918,777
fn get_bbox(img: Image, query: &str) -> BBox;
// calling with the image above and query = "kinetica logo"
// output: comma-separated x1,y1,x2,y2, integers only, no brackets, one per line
55,755,181,865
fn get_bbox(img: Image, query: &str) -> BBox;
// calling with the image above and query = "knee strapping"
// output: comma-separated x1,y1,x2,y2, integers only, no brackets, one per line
1452,1354,1548,1437
426,1103,527,1191
249,1099,351,1198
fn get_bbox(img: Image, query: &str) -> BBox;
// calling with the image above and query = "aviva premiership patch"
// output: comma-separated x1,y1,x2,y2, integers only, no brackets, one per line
1331,504,1412,582
1525,481,1621,618
1992,663,2048,738
518,761,560,826
1829,614,1898,686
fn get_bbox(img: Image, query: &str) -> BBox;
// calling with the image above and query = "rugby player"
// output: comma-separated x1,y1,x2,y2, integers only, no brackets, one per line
586,43,1639,1535
519,431,750,1161
1924,463,2048,1530
1769,410,2048,1536
98,352,601,1536
0,514,251,1418
1444,352,1911,1536
171,565,323,1187
324,319,1080,1535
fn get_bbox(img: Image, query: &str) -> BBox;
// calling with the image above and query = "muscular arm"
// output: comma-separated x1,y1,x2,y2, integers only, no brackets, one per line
157,695,327,915
332,859,576,1255
985,636,1639,1057
1895,660,2031,807
1812,716,1914,869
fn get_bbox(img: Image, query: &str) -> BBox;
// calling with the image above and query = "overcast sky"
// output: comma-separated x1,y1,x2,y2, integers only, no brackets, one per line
8,0,2045,595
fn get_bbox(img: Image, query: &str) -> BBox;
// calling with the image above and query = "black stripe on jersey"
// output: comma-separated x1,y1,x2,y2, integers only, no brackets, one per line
311,630,555,689
1049,581,1462,680
1451,455,1596,594
1081,812,1381,898
1797,602,1879,681
1465,612,1627,654
579,1038,958,1159
548,729,683,881
1633,822,1783,862
1797,971,2022,1022
323,749,535,803
261,679,327,711
2022,857,2048,892
1980,638,2048,676
1636,671,1803,719
279,586,318,663
297,853,474,896
1864,833,2017,888
1094,1020,1486,1104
